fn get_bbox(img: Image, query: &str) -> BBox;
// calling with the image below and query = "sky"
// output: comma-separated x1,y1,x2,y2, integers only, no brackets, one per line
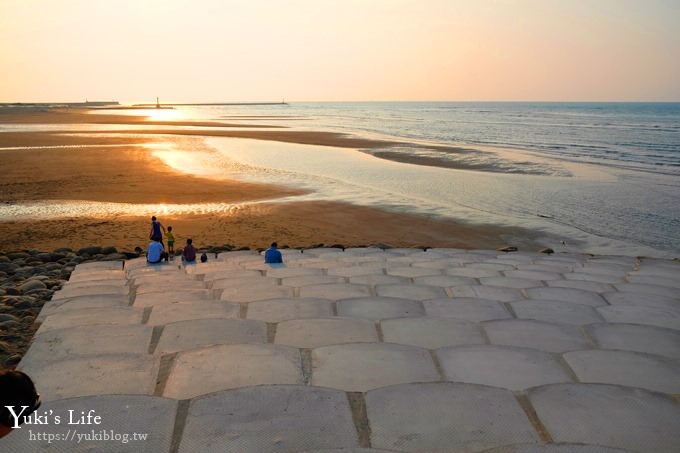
1,0,679,103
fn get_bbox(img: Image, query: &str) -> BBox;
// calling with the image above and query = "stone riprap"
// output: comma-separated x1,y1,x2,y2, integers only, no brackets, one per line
6,247,680,452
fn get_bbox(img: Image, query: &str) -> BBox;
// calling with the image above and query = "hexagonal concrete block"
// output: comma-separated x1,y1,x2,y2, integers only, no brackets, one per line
51,285,130,300
563,349,680,394
381,317,485,349
413,274,477,288
280,275,346,287
133,290,211,307
312,343,439,392
179,385,359,452
349,274,409,286
21,324,153,365
146,300,240,325
546,279,615,293
565,271,626,284
275,317,378,348
210,276,279,290
445,267,502,279
436,345,572,391
375,283,446,300
327,265,386,278
36,306,144,333
449,285,524,302
423,297,511,322
245,298,333,323
523,286,606,307
219,283,294,302
63,278,128,288
336,297,424,320
528,383,680,452
164,344,303,399
596,305,680,330
200,268,263,283
483,319,591,353
585,323,680,360
510,300,605,325
19,354,160,401
503,270,564,281
0,395,177,453
366,382,539,451
299,283,372,300
386,266,442,279
601,291,680,310
482,445,630,453
613,282,679,299
264,267,324,278
479,276,545,289
69,269,125,281
155,318,268,354
467,262,516,272
37,294,131,322
634,260,680,279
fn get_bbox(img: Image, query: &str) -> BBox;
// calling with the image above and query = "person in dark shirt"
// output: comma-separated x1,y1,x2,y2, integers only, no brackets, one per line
182,238,197,263
264,242,283,264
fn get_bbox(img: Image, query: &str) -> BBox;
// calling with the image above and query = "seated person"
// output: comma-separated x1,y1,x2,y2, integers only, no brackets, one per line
182,238,197,263
0,369,40,438
147,235,169,263
264,242,283,264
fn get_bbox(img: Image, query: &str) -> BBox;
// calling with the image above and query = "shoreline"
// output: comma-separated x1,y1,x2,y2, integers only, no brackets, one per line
0,107,558,253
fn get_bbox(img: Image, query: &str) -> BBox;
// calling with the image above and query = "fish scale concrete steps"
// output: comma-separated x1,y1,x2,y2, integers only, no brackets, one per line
6,247,680,452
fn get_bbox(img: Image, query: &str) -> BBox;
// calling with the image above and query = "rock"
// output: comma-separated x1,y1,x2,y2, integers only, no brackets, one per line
53,247,73,254
539,248,555,254
20,279,46,293
5,354,22,366
497,246,518,253
101,246,118,255
36,252,65,263
0,262,19,274
100,253,126,261
0,313,19,323
0,320,20,330
78,246,102,256
0,256,10,263
6,252,30,260
4,287,20,296
14,300,33,310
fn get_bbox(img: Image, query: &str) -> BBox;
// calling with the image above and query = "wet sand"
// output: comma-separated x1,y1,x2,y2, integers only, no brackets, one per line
0,108,548,253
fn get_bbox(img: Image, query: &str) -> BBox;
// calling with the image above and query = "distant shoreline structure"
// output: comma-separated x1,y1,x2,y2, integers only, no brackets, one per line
0,101,120,108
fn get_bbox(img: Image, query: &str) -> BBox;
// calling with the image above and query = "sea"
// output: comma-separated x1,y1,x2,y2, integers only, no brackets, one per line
3,102,680,257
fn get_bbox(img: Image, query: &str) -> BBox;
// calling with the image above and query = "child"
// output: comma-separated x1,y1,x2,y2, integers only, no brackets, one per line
166,226,175,254
182,238,197,263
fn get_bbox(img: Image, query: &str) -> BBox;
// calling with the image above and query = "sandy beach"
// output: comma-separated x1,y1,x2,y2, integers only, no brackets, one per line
0,108,547,253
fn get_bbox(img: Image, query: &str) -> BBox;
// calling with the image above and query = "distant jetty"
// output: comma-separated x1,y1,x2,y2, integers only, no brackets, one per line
0,101,119,108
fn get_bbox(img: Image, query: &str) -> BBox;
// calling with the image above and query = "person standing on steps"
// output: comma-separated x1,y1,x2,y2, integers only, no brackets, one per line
149,216,166,247
166,226,175,255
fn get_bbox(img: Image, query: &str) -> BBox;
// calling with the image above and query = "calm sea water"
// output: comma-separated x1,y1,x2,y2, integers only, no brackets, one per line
3,102,679,256
184,102,679,256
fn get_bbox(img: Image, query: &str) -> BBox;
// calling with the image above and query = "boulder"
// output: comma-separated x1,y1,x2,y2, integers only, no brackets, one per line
6,252,30,260
0,263,18,274
101,246,118,255
77,246,102,256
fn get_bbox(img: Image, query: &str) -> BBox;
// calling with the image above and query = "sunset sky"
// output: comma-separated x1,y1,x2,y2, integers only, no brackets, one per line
1,0,678,103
